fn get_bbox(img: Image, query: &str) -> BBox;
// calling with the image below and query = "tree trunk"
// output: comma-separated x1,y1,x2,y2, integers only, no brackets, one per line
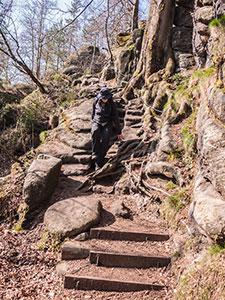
105,0,114,63
124,0,175,100
132,0,139,31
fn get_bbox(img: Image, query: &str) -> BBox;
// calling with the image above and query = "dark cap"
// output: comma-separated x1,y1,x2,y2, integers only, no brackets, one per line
97,87,112,100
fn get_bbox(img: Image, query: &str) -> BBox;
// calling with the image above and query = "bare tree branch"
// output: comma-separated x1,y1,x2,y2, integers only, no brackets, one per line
0,29,47,93
105,0,114,63
0,143,23,165
55,0,95,35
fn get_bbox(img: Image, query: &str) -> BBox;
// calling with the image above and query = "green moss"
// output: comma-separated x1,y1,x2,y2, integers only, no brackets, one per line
191,67,216,81
165,181,177,189
51,73,70,82
208,244,225,255
209,15,225,28
167,147,184,161
13,202,29,231
38,231,63,250
127,44,135,50
39,131,48,143
181,111,197,156
167,188,188,212
117,32,131,46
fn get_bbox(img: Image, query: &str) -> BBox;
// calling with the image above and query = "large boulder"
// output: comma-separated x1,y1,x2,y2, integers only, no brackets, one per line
61,46,106,79
44,197,102,238
190,171,225,242
22,154,62,213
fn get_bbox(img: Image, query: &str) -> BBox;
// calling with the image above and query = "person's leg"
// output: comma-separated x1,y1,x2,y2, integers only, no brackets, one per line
91,122,101,163
99,123,112,167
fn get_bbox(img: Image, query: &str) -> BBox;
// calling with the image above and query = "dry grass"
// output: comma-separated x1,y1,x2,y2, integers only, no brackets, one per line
175,246,225,300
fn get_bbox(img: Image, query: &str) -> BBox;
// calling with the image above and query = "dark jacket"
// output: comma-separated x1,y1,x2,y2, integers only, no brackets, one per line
92,98,121,134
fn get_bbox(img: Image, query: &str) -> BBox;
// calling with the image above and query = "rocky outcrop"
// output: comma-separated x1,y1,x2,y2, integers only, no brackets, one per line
61,46,106,85
193,1,215,68
44,197,102,238
113,28,144,86
190,171,225,242
172,0,194,71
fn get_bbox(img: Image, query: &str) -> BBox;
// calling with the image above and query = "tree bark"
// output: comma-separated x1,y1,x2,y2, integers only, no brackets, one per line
105,0,114,63
132,0,139,31
124,0,175,99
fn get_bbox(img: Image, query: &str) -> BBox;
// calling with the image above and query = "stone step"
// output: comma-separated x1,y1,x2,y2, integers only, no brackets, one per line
126,109,143,116
61,163,90,176
71,154,90,164
90,228,170,241
125,115,142,123
64,275,165,291
130,123,142,129
89,250,171,268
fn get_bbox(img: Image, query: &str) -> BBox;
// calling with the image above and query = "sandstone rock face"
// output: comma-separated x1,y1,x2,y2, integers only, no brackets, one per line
172,27,193,52
193,1,215,67
207,83,225,124
195,6,214,24
172,0,194,71
114,28,144,85
44,197,102,238
213,0,225,17
101,63,115,81
174,6,193,27
178,54,195,71
190,171,225,241
22,154,62,212
190,81,225,240
196,85,225,199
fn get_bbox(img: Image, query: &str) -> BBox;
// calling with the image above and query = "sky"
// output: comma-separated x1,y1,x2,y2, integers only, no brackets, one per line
56,0,150,17
57,0,71,11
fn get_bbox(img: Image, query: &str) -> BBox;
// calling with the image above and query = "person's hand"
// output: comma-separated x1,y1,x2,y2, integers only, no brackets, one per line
117,134,125,140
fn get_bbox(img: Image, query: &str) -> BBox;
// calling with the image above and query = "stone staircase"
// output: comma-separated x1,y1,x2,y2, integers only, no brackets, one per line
37,92,144,178
38,90,175,296
59,226,172,292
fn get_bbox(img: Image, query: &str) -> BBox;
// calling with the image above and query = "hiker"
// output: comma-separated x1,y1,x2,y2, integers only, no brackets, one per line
91,87,124,170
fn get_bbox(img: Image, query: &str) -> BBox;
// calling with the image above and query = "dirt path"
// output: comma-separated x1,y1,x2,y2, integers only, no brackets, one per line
0,85,178,300
48,169,176,299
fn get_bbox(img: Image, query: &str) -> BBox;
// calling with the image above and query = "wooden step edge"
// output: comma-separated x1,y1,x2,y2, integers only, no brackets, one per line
61,241,171,265
64,275,165,291
90,228,170,242
89,250,171,269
